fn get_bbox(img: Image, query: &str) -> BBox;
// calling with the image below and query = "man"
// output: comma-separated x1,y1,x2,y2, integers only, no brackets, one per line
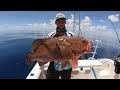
39,13,75,79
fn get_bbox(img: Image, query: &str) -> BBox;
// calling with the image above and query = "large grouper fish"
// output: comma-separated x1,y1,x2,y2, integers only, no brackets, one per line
25,36,92,69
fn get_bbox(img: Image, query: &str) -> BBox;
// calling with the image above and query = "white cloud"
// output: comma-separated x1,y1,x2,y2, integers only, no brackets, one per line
96,25,107,30
49,19,55,25
108,14,119,22
100,20,104,22
80,16,92,29
66,14,74,26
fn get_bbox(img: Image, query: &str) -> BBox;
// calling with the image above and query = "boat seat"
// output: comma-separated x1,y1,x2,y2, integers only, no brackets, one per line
99,69,109,76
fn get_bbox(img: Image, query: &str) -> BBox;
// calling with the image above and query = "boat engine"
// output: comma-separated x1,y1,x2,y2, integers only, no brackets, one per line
114,55,120,74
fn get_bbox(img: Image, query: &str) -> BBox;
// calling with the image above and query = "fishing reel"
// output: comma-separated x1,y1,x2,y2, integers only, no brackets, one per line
114,55,120,74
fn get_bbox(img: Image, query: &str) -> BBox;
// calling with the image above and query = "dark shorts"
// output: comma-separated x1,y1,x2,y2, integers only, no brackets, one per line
46,61,72,79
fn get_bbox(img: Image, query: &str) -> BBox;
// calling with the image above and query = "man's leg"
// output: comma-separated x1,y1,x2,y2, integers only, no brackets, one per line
46,62,59,79
60,68,72,79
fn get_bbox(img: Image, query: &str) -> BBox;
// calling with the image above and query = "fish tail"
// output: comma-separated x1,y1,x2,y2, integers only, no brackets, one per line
25,54,32,68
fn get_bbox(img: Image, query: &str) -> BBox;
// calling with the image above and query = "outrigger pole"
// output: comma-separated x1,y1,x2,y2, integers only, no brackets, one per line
109,19,120,44
73,11,75,33
78,11,83,37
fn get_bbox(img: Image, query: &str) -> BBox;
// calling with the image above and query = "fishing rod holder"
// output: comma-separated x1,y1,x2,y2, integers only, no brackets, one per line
114,55,120,74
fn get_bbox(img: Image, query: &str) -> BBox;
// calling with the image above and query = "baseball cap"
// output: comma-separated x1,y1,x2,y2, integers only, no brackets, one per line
55,13,66,21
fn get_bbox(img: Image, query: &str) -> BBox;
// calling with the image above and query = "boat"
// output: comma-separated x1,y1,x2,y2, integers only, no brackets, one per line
26,12,120,79
26,40,120,79
26,58,116,79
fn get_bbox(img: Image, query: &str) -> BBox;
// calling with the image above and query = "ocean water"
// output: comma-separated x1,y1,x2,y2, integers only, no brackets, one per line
0,31,120,79
0,31,48,79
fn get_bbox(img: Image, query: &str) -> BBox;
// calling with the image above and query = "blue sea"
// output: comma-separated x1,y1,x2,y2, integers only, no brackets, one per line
0,31,120,79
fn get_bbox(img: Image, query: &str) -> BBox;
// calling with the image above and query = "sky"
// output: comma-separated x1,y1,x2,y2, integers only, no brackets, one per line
0,11,120,48
0,11,119,31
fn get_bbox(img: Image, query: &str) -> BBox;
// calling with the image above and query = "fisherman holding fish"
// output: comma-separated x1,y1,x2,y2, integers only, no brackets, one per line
25,13,92,79
39,13,75,79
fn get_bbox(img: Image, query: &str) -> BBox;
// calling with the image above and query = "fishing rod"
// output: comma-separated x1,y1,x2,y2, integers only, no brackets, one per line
83,40,100,79
91,40,100,79
91,40,99,60
109,19,120,44
91,40,98,79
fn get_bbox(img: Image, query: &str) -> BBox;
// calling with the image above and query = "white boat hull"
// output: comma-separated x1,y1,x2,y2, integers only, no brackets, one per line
26,58,120,79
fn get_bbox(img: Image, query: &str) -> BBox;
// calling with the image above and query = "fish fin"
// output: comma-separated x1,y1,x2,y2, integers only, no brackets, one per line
55,43,62,57
32,39,45,53
71,55,78,69
25,54,33,68
86,41,92,52
71,49,77,56
61,61,69,68
56,42,61,51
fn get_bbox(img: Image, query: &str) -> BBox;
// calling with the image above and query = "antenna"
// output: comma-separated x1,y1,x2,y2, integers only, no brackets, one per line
73,11,75,33
91,40,101,79
78,11,83,37
65,11,68,30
